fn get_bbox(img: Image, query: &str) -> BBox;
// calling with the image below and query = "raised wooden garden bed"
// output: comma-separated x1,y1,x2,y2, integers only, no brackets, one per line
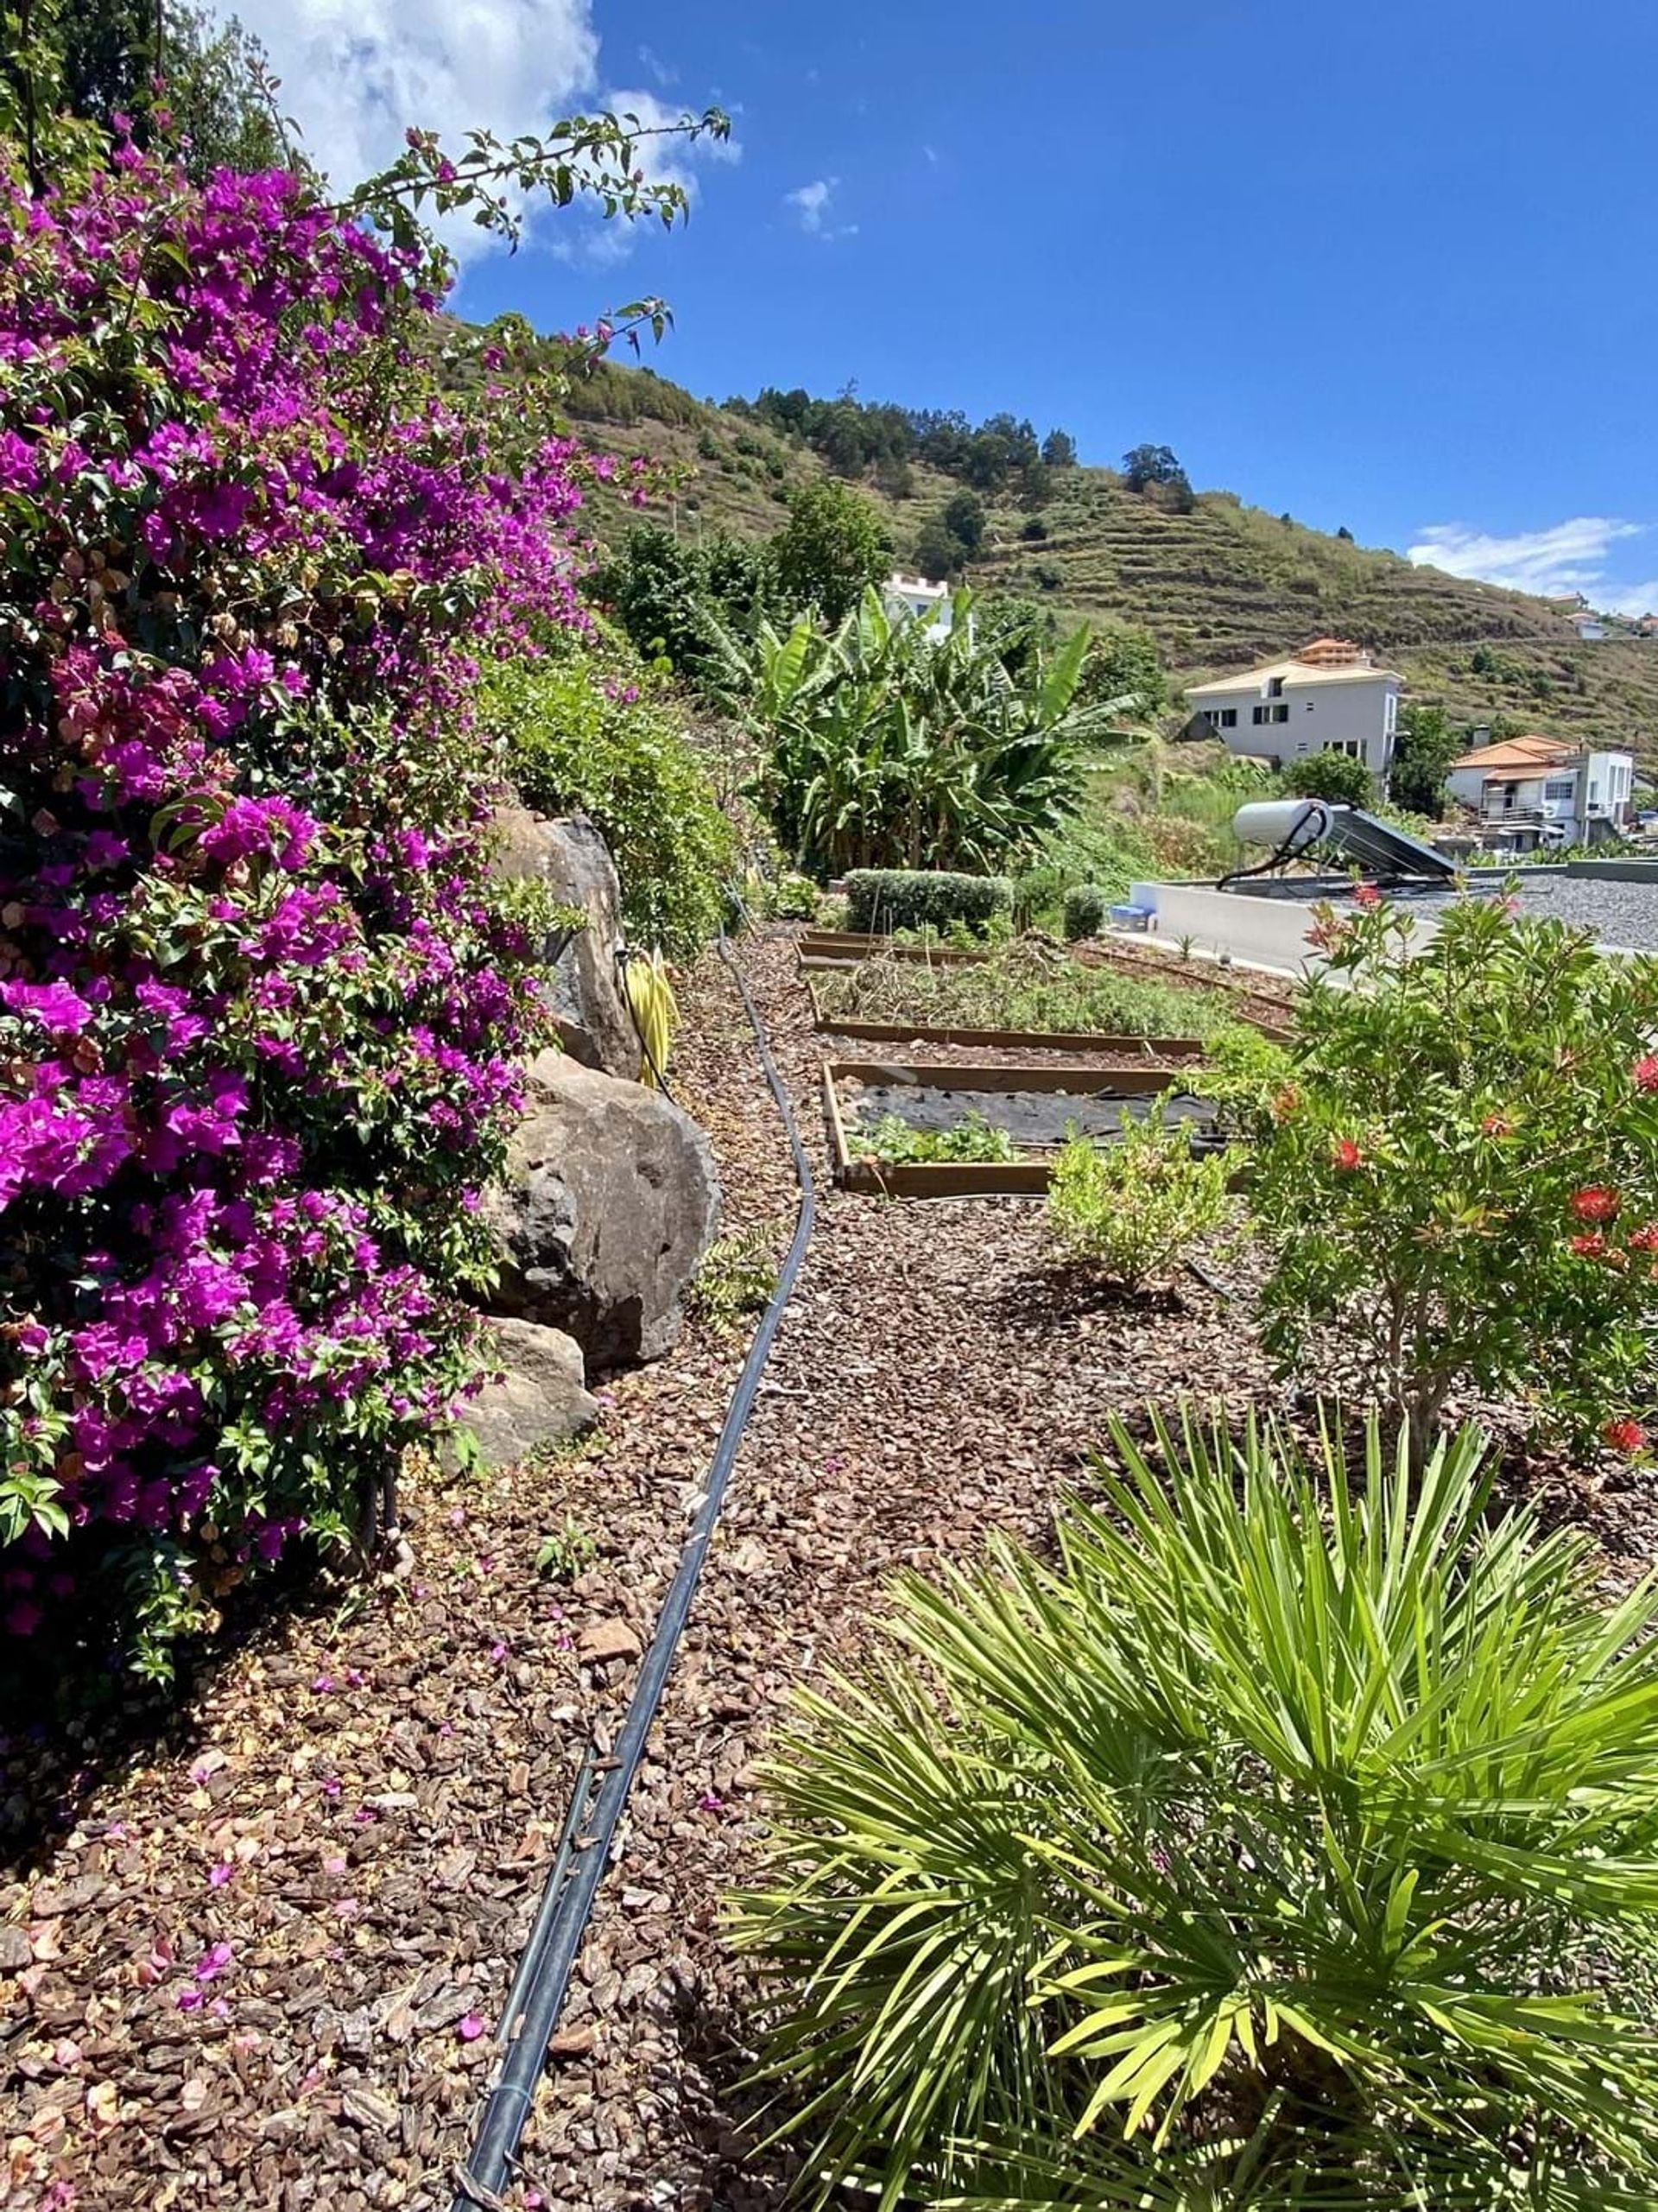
822,1056,1200,1198
803,973,1207,1058
801,929,1294,1045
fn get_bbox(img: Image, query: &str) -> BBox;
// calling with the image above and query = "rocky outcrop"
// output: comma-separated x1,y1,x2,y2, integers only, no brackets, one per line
485,1051,720,1367
490,805,640,1080
455,1317,599,1471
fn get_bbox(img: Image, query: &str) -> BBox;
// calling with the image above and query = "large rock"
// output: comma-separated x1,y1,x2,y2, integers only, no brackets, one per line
457,1318,599,1470
490,805,641,1080
486,1051,720,1367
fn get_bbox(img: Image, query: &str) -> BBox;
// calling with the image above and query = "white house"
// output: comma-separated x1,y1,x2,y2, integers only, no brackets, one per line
1445,733,1635,847
1184,637,1402,787
883,574,953,633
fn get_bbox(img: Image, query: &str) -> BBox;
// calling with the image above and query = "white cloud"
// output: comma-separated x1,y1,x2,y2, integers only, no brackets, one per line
783,175,856,238
1408,516,1657,613
636,42,675,86
227,0,732,263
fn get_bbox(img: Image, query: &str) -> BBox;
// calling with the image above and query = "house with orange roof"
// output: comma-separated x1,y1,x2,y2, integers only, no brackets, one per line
1445,732,1634,847
1184,638,1402,786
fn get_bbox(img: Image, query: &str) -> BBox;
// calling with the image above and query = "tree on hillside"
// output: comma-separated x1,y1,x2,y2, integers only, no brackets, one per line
1041,428,1078,468
593,523,775,676
1079,623,1168,720
1121,442,1189,495
2,0,288,182
942,489,987,557
772,479,891,624
914,516,964,583
1389,703,1462,818
1287,750,1372,808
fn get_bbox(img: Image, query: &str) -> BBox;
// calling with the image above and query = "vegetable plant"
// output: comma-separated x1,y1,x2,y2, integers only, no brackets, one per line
1046,1112,1235,1290
733,1409,1658,2209
817,941,1244,1044
1246,891,1658,1459
857,1112,1019,1165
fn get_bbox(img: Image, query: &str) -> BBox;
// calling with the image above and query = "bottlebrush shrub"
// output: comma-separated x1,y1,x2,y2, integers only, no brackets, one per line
0,146,602,1673
1249,892,1658,1460
733,1410,1658,2208
1046,1112,1234,1290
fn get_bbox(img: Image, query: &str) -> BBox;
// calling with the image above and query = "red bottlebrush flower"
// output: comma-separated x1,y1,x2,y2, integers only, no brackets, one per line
1480,1112,1511,1138
1570,1233,1607,1258
1635,1055,1658,1093
1332,1138,1364,1172
1630,1224,1658,1252
1352,883,1382,910
1270,1083,1301,1122
1571,1186,1620,1224
1603,1417,1647,1458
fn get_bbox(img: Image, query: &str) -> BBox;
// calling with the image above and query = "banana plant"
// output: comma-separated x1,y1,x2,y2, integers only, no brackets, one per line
722,586,1123,878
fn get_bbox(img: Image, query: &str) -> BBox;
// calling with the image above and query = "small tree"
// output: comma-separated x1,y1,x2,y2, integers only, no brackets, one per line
771,478,890,624
1041,427,1077,468
941,487,987,556
1389,701,1461,817
912,515,962,583
1287,748,1372,808
1120,441,1191,503
1248,893,1658,1459
1078,622,1168,719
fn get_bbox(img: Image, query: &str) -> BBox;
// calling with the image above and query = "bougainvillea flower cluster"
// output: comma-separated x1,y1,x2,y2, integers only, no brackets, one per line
0,143,595,1669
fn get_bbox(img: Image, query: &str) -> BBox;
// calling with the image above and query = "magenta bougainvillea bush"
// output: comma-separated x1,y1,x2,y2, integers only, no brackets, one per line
0,140,604,1670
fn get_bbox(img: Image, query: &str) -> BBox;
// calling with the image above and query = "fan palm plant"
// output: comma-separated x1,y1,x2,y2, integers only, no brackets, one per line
722,586,1117,877
732,1410,1658,2209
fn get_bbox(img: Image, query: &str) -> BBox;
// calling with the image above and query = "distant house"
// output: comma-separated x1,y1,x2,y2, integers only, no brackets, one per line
1444,733,1635,847
1638,614,1658,639
883,574,953,632
1183,637,1402,786
1573,612,1608,642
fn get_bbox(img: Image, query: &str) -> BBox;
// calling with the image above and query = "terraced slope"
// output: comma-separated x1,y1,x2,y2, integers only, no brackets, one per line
559,359,1658,759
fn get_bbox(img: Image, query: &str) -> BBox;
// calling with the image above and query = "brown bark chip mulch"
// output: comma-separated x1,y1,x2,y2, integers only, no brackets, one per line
15,927,1626,2212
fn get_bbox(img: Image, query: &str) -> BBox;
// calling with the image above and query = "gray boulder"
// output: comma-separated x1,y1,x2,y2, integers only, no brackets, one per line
456,1318,599,1470
490,805,640,1080
486,1052,720,1367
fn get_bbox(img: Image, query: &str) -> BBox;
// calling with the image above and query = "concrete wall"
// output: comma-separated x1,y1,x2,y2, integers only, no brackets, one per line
1128,880,1443,976
1565,857,1658,883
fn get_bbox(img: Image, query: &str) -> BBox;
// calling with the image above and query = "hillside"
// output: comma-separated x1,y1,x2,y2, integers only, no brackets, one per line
558,359,1658,761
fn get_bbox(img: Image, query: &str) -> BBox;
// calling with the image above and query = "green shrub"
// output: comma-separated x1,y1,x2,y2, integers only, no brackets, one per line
482,646,737,958
734,1410,1658,2207
768,871,820,921
1250,891,1658,1459
1046,1112,1234,1289
1061,882,1111,939
1286,747,1373,808
845,869,1013,935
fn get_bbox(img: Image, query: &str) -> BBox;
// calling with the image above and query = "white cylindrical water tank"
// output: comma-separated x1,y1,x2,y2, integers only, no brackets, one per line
1231,798,1332,852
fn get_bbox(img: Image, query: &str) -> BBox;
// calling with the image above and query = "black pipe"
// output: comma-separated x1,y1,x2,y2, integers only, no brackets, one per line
451,927,817,2212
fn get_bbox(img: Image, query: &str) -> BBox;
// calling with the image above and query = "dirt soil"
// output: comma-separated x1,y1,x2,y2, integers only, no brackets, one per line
3,928,1648,2212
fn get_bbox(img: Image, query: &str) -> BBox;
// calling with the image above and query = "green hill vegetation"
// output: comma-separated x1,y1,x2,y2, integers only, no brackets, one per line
557,358,1658,762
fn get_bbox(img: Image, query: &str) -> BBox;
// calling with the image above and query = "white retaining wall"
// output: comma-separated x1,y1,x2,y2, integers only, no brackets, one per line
1127,881,1444,977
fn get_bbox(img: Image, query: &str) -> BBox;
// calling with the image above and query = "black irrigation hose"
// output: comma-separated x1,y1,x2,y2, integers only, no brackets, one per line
452,923,817,2212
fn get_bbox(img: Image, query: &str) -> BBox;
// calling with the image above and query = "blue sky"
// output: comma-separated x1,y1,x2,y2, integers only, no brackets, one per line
237,0,1658,612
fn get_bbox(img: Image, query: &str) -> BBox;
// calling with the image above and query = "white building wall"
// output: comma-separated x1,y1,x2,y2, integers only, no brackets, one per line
1196,675,1400,783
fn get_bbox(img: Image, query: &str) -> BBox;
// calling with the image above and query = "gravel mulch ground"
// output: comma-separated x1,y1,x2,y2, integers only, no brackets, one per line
6,927,1648,2212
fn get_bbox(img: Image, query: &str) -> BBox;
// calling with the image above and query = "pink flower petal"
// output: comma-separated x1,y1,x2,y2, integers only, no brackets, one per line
457,2012,485,2042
